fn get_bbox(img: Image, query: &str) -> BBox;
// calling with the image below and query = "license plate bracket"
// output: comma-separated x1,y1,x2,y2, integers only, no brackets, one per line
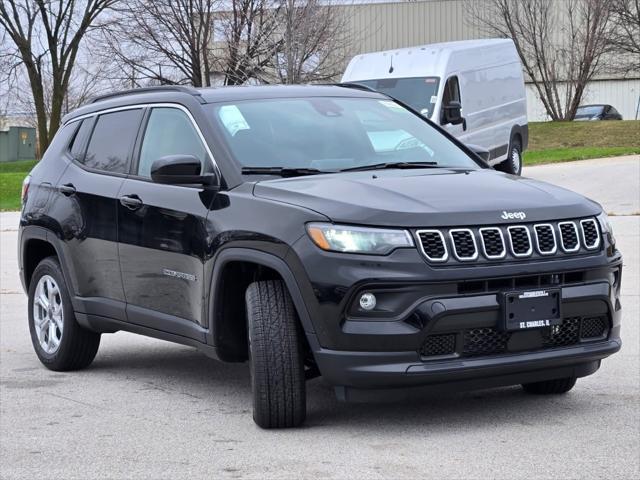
502,288,561,331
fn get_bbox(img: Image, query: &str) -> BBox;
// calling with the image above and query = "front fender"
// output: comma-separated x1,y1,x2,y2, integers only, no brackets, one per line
207,247,317,358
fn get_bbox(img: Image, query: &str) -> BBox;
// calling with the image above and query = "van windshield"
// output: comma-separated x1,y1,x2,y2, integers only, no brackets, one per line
351,77,440,118
208,96,479,173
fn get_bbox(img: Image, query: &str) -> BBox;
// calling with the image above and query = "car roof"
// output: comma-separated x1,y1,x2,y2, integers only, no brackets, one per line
577,104,608,108
62,84,387,124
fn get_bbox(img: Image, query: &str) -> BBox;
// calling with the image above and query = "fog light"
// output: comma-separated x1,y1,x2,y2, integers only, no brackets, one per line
359,292,377,311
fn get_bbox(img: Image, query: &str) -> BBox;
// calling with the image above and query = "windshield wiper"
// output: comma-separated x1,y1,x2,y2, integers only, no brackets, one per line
241,166,329,177
339,161,439,172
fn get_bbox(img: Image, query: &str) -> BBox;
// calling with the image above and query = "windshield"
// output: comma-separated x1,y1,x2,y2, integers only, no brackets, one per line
208,96,479,172
353,77,440,118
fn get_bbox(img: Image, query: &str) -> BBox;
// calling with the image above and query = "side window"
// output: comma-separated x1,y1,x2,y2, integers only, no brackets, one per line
68,119,93,162
83,109,142,174
137,107,207,178
440,76,461,124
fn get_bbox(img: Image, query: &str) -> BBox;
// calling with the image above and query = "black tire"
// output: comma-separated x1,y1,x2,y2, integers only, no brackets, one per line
245,280,306,428
28,256,100,371
496,137,523,175
522,377,577,395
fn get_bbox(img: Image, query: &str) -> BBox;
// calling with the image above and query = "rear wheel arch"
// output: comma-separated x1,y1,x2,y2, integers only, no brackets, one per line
21,227,77,301
509,123,528,152
23,238,58,290
208,248,315,362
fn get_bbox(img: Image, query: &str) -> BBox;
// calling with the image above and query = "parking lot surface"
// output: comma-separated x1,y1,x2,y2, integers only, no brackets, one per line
1,157,639,479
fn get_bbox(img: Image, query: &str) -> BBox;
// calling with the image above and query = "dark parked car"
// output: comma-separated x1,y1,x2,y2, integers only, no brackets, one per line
19,85,622,428
574,104,623,121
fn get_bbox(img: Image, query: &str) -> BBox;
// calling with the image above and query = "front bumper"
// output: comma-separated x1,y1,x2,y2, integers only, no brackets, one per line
311,336,620,393
305,277,621,390
292,235,623,391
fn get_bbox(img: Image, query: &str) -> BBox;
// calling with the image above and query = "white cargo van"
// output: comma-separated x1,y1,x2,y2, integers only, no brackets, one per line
341,39,528,175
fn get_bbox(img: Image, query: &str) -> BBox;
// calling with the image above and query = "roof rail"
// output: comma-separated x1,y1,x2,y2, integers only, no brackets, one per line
88,85,205,105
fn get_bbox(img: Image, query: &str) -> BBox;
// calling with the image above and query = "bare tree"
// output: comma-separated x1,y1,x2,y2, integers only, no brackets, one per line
214,0,283,85
468,0,614,121
100,0,218,87
0,0,117,153
274,0,351,84
609,0,640,73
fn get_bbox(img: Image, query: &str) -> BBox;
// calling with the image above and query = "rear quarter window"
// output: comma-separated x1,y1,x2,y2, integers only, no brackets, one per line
68,119,94,162
83,109,143,174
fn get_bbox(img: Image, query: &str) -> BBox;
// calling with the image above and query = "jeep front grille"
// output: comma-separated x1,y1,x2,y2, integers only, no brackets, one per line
559,221,580,252
580,219,600,249
479,228,505,259
449,229,477,260
534,224,556,255
507,226,532,257
416,230,448,261
415,217,600,264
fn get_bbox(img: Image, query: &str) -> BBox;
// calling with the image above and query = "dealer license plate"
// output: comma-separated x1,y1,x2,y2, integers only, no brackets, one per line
502,288,561,331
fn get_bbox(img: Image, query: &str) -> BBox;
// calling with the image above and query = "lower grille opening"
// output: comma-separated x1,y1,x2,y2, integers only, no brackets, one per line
514,275,540,289
581,316,608,338
542,317,580,347
420,333,456,357
420,316,609,359
456,271,586,294
463,328,510,356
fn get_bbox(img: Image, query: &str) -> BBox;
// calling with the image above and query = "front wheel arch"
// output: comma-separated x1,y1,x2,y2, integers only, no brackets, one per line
207,248,316,361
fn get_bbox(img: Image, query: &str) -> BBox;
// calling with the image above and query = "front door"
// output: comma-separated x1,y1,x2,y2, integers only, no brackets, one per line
117,105,215,340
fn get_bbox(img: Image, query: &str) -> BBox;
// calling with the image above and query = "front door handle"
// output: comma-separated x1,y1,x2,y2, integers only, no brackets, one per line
58,183,76,196
119,194,143,210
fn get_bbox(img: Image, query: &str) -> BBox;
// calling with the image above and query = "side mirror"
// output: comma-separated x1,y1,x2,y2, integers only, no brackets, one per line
466,144,490,162
150,155,217,186
444,100,465,126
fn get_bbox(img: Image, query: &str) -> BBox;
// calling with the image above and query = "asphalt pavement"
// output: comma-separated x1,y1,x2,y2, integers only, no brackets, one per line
1,156,639,479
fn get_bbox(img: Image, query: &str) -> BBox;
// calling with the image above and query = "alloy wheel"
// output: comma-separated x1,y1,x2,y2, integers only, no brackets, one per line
33,275,64,354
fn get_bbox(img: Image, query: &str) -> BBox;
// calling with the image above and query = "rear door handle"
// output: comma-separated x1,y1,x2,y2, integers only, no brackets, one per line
58,183,76,196
119,194,143,210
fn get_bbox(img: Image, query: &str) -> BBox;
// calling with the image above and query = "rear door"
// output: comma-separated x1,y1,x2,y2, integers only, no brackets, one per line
117,105,215,340
51,107,143,320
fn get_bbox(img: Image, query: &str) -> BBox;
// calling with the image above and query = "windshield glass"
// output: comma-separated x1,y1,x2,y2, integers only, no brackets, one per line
353,77,440,118
208,96,478,172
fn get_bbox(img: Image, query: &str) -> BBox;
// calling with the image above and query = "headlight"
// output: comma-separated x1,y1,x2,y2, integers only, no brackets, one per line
306,223,414,255
596,211,615,245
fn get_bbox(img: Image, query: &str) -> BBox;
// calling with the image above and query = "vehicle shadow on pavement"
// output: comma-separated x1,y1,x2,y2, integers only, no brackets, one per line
304,381,584,432
85,342,592,432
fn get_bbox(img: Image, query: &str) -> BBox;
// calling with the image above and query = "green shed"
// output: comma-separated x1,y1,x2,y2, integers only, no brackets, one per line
0,126,36,162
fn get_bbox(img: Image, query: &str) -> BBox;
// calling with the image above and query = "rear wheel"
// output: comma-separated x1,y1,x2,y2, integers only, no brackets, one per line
245,280,306,428
522,377,577,394
28,257,100,371
496,137,522,175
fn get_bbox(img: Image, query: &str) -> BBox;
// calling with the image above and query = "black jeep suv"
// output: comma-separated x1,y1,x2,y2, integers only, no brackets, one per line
19,85,622,428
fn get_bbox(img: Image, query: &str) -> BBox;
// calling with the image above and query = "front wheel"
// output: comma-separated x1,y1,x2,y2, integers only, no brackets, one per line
496,138,523,175
28,256,101,371
245,280,306,428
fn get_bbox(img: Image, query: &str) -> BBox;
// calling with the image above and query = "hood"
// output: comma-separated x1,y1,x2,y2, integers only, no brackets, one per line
253,168,600,227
